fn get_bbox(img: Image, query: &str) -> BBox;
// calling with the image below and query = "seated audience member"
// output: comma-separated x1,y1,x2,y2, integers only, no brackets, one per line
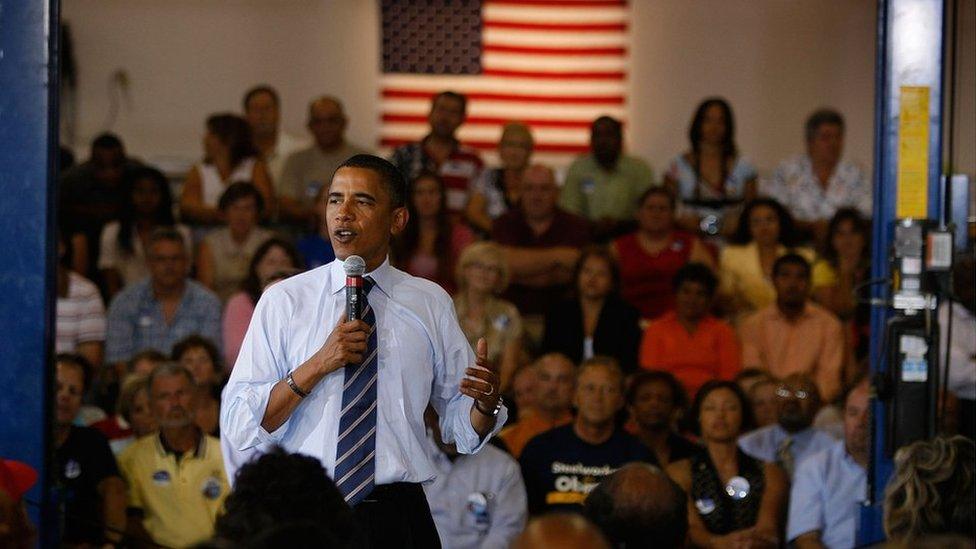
106,228,222,374
664,98,758,240
196,183,274,302
666,380,787,548
172,335,224,436
214,447,356,546
520,357,654,515
512,513,611,549
391,91,483,217
627,371,698,465
295,183,336,268
129,349,167,377
56,232,106,368
735,368,772,396
884,435,975,542
493,165,591,328
739,254,844,402
940,254,975,440
719,198,814,315
424,407,527,548
640,263,740,396
278,96,368,225
466,122,533,234
59,133,141,274
224,238,304,368
746,375,779,430
812,208,871,368
120,363,229,548
765,109,870,243
92,373,157,455
543,247,641,374
242,85,306,188
0,459,39,549
612,187,715,320
454,242,522,390
510,363,539,422
392,171,474,294
561,116,655,240
180,113,274,225
787,377,870,548
738,373,835,477
584,463,689,549
98,166,191,298
500,353,576,458
53,354,127,547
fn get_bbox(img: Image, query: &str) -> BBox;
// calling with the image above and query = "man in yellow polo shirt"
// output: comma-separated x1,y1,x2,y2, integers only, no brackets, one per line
119,363,228,548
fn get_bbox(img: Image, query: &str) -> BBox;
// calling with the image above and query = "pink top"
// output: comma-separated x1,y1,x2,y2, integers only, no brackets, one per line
404,224,475,294
222,292,256,371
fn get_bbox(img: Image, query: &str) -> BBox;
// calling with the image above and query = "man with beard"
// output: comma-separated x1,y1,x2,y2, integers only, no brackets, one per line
561,116,655,241
500,353,576,459
738,373,835,478
119,363,228,548
627,370,698,466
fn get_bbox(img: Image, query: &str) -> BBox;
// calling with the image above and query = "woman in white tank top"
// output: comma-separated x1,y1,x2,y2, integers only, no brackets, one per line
180,113,275,225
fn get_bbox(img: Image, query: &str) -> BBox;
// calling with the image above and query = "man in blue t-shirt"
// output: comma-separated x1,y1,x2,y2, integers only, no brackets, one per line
520,357,655,515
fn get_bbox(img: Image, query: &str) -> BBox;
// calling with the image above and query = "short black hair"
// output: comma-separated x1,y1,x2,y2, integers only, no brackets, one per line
91,132,124,154
218,182,265,214
147,226,188,254
637,185,676,210
626,370,689,412
243,85,280,110
56,353,94,393
772,253,811,279
334,154,407,209
592,115,623,135
216,447,357,545
672,262,718,296
432,91,467,115
730,197,799,247
687,380,755,436
805,108,845,142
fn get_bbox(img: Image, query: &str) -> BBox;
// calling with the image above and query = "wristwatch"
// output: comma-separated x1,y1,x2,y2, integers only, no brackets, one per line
476,396,504,418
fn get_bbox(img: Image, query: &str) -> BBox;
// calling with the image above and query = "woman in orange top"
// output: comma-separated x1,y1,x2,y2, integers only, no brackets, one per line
640,263,741,398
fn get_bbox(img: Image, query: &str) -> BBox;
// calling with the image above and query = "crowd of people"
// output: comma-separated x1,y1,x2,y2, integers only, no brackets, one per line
4,84,972,547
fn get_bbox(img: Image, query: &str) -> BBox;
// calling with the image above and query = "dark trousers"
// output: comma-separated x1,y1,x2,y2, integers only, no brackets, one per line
351,483,442,549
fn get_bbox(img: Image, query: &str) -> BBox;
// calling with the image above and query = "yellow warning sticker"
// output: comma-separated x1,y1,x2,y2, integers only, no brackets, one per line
896,86,930,219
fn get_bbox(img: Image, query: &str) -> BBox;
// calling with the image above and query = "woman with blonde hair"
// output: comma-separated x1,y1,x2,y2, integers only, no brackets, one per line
453,241,523,390
466,122,534,233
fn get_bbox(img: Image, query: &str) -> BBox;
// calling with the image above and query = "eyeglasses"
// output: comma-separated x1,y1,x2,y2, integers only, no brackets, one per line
775,387,810,400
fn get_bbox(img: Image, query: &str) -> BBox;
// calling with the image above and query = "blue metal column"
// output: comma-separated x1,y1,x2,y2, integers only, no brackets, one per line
860,0,945,544
0,0,60,543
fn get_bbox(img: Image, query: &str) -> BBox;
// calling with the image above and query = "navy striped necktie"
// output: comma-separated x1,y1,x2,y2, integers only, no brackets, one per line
335,277,378,505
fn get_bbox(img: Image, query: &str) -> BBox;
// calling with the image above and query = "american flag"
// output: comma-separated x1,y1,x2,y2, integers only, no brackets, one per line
378,0,630,167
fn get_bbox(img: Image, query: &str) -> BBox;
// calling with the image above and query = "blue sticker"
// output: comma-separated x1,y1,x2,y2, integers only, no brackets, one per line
695,497,716,515
202,476,222,500
64,460,81,480
466,492,491,529
152,470,171,485
581,177,597,194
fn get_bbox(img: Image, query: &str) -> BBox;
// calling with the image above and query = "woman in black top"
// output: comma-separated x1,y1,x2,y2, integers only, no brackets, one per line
541,246,641,373
666,380,787,548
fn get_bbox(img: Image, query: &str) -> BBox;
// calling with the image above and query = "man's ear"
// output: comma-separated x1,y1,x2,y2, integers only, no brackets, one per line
391,206,409,236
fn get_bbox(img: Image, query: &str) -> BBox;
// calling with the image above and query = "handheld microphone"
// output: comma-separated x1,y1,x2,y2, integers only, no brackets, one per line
343,255,367,321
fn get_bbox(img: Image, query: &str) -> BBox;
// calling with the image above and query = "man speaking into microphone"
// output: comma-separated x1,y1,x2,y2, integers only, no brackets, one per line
221,154,506,547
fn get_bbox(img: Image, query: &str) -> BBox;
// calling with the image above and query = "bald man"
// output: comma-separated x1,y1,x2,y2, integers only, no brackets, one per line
512,513,610,549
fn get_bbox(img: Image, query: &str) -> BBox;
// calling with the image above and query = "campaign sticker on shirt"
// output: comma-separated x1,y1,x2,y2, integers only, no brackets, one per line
64,459,81,480
442,160,477,179
138,315,154,328
305,180,324,201
152,470,171,486
725,476,751,500
670,239,686,252
464,492,491,531
582,177,597,194
695,497,716,515
202,476,223,500
492,314,510,332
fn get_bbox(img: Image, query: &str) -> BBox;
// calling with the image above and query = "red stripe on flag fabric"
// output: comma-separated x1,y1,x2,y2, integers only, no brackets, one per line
481,68,625,80
483,44,627,56
484,0,626,7
382,89,625,105
483,20,627,32
381,138,590,154
383,114,600,129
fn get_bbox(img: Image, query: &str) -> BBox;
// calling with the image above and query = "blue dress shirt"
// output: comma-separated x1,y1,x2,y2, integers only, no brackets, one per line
787,440,867,548
220,259,506,484
738,423,836,473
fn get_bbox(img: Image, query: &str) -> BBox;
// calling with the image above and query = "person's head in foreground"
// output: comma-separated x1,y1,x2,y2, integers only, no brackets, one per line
512,513,610,549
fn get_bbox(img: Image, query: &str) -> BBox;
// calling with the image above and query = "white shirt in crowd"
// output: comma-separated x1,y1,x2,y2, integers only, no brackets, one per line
56,271,106,353
265,132,307,187
940,301,976,400
98,223,192,287
763,154,871,222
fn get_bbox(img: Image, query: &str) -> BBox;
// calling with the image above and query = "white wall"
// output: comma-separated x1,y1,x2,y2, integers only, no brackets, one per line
62,0,973,180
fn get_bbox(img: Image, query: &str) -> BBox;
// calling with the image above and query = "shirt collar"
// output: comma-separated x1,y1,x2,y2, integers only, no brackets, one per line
328,257,394,298
155,429,205,459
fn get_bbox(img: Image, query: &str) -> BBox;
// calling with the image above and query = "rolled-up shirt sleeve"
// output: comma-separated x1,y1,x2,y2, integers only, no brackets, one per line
787,453,825,542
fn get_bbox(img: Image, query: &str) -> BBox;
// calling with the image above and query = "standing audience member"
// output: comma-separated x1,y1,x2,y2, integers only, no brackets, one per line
584,463,689,549
640,263,740,397
766,109,870,243
543,247,641,373
512,514,610,549
196,183,273,302
627,371,698,466
120,363,229,548
98,166,191,298
423,407,528,549
454,242,523,391
739,254,844,402
180,113,274,225
520,358,654,515
53,354,127,547
391,91,483,216
278,96,368,225
666,380,787,549
0,459,38,549
939,254,975,440
738,373,835,478
223,238,304,369
56,233,106,368
92,373,157,455
493,165,590,335
392,171,474,294
787,378,870,548
242,85,306,186
500,353,576,459
613,187,715,320
172,335,224,436
466,122,533,234
105,228,222,372
561,116,655,240
295,184,337,268
664,98,757,239
884,435,975,542
719,198,814,315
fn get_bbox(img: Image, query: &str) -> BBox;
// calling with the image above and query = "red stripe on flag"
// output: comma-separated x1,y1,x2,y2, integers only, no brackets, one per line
381,138,589,154
382,89,625,105
483,20,627,32
485,0,626,7
483,44,627,56
383,114,601,129
482,68,625,80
